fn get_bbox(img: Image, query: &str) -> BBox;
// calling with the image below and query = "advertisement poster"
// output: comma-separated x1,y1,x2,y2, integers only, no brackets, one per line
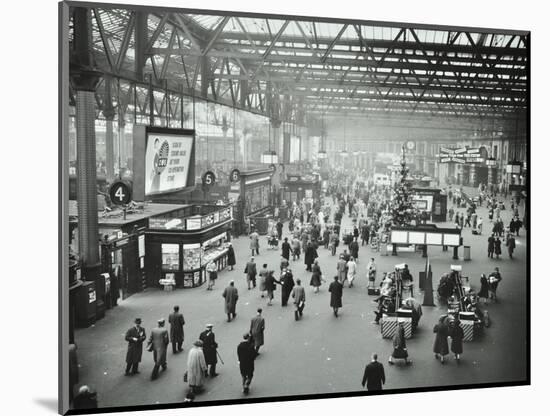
145,132,194,195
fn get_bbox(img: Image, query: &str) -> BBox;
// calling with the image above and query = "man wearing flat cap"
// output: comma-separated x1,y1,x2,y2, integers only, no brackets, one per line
124,318,146,376
199,324,219,377
148,318,169,380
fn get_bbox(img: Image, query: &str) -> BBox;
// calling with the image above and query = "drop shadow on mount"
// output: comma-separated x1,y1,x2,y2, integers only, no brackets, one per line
34,398,58,413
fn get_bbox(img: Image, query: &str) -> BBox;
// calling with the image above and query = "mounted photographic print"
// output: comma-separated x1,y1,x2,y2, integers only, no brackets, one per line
59,0,530,414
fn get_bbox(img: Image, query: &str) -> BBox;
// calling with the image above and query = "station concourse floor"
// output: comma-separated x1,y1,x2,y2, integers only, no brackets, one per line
74,187,528,408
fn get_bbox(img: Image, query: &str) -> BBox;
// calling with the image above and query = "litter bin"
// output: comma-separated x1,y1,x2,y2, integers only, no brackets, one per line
463,245,471,261
380,242,388,256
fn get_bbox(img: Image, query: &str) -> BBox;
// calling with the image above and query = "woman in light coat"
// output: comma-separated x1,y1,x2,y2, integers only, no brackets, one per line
186,340,207,393
346,257,357,288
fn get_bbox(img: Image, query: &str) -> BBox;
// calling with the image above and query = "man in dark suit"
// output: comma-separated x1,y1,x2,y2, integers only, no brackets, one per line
237,333,259,394
361,353,386,391
124,318,146,376
199,324,219,377
281,237,291,261
276,220,284,240
168,306,185,354
148,319,169,380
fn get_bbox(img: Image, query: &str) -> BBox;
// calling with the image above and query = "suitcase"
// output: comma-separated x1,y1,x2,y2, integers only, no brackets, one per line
472,230,479,235
368,288,380,296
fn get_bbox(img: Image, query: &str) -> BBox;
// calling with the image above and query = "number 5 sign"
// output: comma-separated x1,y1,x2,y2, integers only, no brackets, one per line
109,181,132,205
202,171,216,187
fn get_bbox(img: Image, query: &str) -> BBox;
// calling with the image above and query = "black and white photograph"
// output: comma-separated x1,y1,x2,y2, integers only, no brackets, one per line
55,0,536,414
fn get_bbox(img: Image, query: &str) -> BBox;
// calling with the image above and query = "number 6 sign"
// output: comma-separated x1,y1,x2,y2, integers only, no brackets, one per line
229,168,241,183
109,181,132,205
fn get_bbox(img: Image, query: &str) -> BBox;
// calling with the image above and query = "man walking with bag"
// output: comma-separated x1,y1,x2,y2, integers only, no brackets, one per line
291,279,306,320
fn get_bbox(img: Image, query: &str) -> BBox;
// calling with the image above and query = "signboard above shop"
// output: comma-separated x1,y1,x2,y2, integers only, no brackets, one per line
437,146,486,164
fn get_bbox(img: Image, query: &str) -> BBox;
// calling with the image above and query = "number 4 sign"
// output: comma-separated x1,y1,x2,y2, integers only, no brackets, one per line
109,181,132,205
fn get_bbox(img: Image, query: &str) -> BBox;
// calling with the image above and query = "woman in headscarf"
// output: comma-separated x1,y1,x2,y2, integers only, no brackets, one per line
389,322,411,365
433,315,450,364
449,318,464,362
226,243,236,271
186,340,207,394
477,274,489,303
310,259,323,293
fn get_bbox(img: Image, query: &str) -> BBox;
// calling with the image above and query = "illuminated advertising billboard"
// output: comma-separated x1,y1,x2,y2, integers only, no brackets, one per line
145,129,195,195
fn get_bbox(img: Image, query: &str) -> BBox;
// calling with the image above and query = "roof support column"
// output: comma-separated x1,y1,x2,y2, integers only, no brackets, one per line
102,76,116,183
240,69,248,108
269,118,281,163
134,11,148,80
200,54,210,99
299,126,309,162
70,8,103,295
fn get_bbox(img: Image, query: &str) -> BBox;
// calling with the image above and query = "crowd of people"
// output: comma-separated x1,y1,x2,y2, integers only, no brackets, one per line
71,168,526,409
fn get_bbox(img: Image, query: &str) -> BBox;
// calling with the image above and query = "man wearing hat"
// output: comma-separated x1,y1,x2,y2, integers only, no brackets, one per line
124,318,146,376
199,324,219,377
148,318,170,380
223,280,239,322
168,306,185,354
237,333,259,395
244,257,257,290
249,308,265,353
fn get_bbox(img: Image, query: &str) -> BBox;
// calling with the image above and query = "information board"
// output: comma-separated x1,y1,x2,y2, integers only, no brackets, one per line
409,232,426,244
391,231,408,244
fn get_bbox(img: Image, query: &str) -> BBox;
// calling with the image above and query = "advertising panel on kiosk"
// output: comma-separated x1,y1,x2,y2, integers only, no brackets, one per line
144,127,195,196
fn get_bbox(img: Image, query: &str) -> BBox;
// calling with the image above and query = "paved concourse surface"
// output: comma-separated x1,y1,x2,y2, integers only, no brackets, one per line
74,188,527,408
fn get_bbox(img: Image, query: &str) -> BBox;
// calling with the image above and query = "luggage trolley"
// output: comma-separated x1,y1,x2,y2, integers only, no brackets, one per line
448,265,477,341
381,264,414,339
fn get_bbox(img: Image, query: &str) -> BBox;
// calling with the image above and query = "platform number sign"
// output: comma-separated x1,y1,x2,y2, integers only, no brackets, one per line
109,181,132,206
229,168,241,183
202,171,216,187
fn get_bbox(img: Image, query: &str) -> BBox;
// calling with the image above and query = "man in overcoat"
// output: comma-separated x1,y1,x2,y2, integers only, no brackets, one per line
349,237,359,261
250,229,260,256
328,276,344,317
281,237,291,260
336,255,347,284
199,324,219,377
124,318,146,376
291,279,306,320
245,257,257,290
264,271,277,306
222,280,239,322
249,308,265,353
279,268,295,306
276,220,284,240
361,353,386,391
237,333,259,394
168,306,185,354
149,318,169,380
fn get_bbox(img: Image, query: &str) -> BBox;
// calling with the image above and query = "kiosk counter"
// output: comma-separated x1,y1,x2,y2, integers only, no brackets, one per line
145,204,233,288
